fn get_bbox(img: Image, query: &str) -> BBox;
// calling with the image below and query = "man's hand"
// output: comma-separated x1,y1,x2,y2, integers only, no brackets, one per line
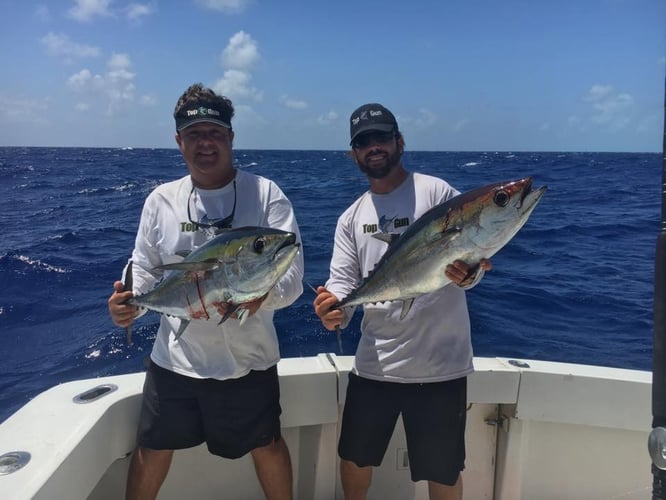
445,258,492,287
214,294,266,321
108,281,138,327
313,286,344,331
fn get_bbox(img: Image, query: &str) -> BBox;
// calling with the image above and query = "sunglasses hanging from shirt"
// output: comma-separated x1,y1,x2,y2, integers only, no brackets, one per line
187,180,236,235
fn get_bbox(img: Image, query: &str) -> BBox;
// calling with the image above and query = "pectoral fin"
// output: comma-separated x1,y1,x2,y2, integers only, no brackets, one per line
174,319,191,340
372,232,400,245
217,304,239,325
236,307,249,325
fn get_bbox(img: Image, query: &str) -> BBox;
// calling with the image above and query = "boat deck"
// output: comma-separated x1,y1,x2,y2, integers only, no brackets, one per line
0,355,653,499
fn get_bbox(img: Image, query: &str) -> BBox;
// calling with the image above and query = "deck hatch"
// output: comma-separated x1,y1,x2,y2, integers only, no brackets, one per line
73,383,118,404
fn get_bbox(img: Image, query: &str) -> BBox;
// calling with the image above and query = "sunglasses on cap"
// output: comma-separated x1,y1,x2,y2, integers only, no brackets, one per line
351,131,396,150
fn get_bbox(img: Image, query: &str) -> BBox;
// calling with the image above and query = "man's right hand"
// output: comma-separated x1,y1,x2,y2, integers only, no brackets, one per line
313,286,344,331
108,281,137,328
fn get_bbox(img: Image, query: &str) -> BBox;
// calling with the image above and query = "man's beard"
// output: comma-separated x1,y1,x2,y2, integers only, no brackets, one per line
358,148,401,179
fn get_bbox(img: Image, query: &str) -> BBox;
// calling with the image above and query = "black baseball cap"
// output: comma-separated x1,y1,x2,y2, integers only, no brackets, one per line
175,104,232,132
349,103,398,144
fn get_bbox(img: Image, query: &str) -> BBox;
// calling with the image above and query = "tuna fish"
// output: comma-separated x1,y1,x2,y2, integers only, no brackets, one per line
126,226,300,340
337,177,546,318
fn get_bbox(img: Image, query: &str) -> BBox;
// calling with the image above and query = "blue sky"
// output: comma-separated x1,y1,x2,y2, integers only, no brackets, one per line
0,0,664,152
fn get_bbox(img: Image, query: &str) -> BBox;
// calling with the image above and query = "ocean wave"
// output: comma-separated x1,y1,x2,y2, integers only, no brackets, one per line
0,252,69,274
77,182,139,195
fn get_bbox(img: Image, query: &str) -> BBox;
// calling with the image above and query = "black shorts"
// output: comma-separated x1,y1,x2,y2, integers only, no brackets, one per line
338,373,467,486
137,361,282,459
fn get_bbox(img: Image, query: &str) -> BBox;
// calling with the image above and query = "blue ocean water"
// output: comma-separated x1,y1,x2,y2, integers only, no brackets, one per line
0,147,659,424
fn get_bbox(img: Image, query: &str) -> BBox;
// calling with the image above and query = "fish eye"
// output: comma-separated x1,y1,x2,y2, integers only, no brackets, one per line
253,237,266,253
494,190,510,207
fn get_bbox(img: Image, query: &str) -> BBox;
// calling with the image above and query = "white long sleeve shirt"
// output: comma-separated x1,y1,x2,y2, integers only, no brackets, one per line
326,172,474,383
127,169,304,380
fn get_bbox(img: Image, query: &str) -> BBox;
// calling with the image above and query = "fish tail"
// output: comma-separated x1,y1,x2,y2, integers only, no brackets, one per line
123,260,134,346
174,319,190,340
304,280,319,294
306,280,343,352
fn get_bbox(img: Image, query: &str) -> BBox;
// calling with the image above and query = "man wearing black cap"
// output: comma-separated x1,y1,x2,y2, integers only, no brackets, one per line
313,103,491,500
108,83,303,500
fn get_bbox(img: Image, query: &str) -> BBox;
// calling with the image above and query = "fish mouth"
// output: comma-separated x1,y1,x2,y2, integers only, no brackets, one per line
519,177,547,211
519,177,533,206
276,233,299,254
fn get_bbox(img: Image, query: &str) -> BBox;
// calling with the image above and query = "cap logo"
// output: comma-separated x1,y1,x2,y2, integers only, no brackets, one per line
186,107,221,118
352,109,384,124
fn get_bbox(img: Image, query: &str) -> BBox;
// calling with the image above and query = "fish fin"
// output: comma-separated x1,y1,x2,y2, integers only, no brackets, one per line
123,260,134,292
443,225,463,236
122,260,134,345
175,250,191,258
336,326,343,354
372,232,400,245
237,307,249,325
174,319,190,340
154,259,219,272
217,304,239,325
399,298,415,320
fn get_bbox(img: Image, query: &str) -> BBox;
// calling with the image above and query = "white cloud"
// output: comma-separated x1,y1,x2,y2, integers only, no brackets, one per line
232,103,267,128
453,118,470,132
107,53,135,82
567,115,580,126
195,0,252,13
585,84,612,102
317,110,338,125
222,31,260,70
68,69,96,90
35,5,50,21
67,0,113,22
0,95,49,124
66,53,137,116
413,108,437,128
396,109,437,131
280,95,307,110
41,32,101,63
214,31,263,104
105,54,136,114
140,94,157,106
213,69,263,102
125,3,154,22
584,84,634,130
